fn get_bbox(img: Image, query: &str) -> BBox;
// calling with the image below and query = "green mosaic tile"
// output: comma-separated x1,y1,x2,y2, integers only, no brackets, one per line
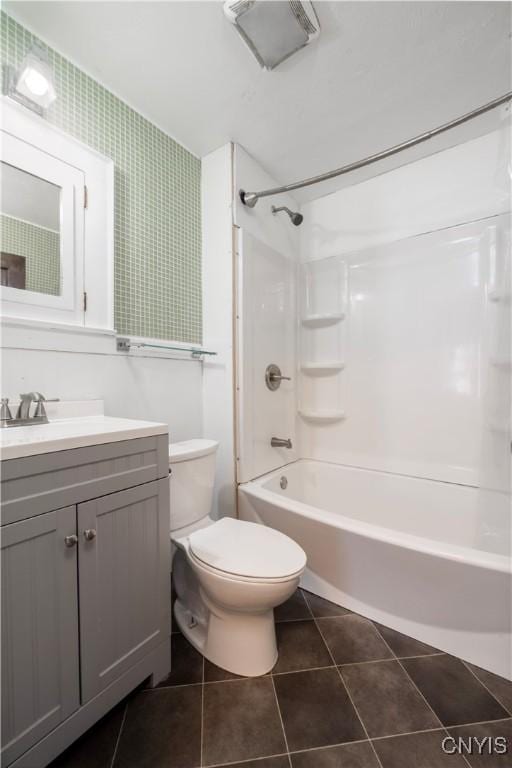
0,213,60,294
0,11,202,342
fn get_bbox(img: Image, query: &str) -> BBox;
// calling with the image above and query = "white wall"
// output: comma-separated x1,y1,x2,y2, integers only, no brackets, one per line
1,325,203,440
201,144,236,519
298,127,511,489
237,232,297,482
234,146,301,482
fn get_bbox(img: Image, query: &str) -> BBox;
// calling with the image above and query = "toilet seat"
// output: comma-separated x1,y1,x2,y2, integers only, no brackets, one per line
188,549,303,585
188,517,306,581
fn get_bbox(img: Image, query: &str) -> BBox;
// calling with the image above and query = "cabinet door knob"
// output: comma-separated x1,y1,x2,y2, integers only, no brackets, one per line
64,534,78,548
83,528,97,541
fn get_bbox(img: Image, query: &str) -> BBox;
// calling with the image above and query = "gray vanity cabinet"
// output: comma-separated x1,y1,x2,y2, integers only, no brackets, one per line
1,434,170,768
1,506,80,767
78,479,170,702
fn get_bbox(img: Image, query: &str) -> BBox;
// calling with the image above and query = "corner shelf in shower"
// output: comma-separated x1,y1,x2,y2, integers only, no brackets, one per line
301,312,345,327
490,357,512,371
298,409,346,422
300,361,345,374
488,290,511,304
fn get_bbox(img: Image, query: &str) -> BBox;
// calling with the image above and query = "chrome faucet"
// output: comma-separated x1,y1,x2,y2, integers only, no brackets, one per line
271,437,293,449
16,392,40,420
1,392,59,428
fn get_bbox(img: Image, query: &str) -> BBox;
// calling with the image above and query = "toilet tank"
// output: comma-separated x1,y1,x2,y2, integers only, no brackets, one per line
169,440,219,533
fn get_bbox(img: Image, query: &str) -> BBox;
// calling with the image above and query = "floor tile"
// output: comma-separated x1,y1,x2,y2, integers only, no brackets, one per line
275,588,312,622
373,622,439,658
403,655,509,727
274,667,365,752
113,686,201,768
465,663,512,715
273,619,332,673
304,591,351,618
204,657,245,682
447,718,512,767
151,633,203,687
202,677,286,766
340,660,440,737
373,729,467,768
215,758,289,768
317,615,393,665
49,700,126,768
291,741,379,767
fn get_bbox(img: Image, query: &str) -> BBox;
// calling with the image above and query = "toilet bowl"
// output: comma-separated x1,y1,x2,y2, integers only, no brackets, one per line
169,440,307,677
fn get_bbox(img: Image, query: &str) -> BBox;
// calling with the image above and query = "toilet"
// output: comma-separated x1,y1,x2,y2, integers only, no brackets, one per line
169,439,307,677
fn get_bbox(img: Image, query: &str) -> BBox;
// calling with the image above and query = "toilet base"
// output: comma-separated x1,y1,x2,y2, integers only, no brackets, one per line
174,598,278,677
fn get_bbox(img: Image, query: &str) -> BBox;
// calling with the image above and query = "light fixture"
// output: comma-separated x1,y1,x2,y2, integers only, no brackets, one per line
7,43,56,113
223,0,320,71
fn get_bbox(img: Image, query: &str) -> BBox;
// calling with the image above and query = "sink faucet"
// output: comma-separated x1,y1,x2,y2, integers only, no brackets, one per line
16,392,44,420
1,392,59,428
271,437,293,449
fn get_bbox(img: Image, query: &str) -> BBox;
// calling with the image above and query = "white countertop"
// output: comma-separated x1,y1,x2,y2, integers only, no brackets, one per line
0,401,168,460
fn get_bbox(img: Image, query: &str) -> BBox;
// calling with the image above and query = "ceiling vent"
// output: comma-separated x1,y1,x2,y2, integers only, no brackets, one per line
223,0,320,71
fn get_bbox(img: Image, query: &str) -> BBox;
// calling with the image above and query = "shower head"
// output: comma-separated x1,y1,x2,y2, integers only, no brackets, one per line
271,205,303,226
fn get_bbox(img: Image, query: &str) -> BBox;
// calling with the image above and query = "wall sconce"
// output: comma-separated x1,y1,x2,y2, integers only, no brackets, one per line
5,43,57,115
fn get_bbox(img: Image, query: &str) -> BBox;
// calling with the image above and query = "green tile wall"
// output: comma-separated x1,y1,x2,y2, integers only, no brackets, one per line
0,213,60,294
0,11,202,342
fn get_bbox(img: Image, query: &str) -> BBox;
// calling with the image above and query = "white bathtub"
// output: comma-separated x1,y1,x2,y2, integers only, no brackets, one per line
238,460,512,679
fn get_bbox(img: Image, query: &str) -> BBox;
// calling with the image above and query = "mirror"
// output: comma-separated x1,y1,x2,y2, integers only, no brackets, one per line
0,162,61,295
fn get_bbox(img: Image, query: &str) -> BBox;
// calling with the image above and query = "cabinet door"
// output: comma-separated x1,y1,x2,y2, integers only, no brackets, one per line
78,479,170,702
1,507,79,766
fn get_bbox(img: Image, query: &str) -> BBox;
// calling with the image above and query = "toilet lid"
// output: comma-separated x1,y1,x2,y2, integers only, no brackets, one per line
188,518,306,579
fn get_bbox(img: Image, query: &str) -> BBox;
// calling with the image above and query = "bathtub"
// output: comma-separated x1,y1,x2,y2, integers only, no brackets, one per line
238,460,512,679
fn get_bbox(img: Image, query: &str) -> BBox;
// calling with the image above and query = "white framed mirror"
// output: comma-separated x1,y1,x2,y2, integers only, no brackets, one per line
1,98,114,331
1,132,85,324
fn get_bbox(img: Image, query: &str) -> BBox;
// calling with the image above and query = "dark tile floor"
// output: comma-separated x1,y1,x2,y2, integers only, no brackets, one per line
49,589,512,768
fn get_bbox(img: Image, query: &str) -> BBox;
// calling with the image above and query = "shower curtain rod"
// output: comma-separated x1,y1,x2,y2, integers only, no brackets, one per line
239,91,512,208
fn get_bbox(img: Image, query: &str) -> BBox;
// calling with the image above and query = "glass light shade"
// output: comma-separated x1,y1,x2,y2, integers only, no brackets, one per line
15,49,56,108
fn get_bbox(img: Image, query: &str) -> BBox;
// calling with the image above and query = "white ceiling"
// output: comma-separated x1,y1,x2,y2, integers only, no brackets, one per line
5,1,511,202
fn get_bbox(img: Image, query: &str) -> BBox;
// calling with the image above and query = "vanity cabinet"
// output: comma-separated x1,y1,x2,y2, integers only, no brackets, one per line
78,481,169,702
1,435,170,768
1,506,80,768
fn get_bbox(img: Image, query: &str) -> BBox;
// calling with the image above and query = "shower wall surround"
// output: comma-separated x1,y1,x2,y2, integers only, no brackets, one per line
234,146,301,482
0,12,201,343
298,128,511,489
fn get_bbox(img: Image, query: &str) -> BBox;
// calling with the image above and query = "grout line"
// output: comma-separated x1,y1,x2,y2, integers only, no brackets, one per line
443,715,512,731
270,673,293,768
372,624,444,731
200,656,205,768
109,700,128,768
310,609,385,768
461,660,512,717
206,752,290,768
336,653,445,668
274,664,336,677
275,616,316,624
301,590,316,620
287,737,370,756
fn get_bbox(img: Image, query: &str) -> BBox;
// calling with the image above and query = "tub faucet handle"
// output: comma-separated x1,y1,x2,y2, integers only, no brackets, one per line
271,437,293,449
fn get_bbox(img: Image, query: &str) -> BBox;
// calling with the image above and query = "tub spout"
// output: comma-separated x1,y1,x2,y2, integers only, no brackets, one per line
271,437,293,449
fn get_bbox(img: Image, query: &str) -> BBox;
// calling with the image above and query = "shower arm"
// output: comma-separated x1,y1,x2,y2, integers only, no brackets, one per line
239,91,512,207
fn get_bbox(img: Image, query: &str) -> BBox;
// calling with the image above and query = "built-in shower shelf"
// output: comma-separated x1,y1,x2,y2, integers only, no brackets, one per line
488,422,509,434
488,290,511,304
301,361,345,374
298,409,346,422
301,312,345,327
490,357,512,371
